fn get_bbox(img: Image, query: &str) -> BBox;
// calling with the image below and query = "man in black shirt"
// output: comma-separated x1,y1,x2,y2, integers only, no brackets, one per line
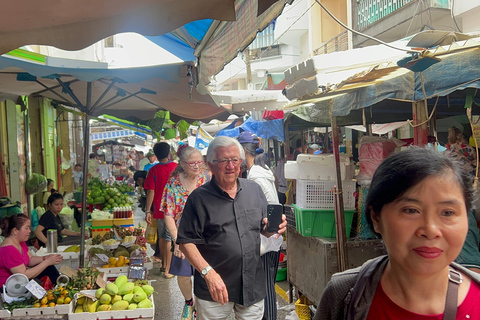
178,136,287,320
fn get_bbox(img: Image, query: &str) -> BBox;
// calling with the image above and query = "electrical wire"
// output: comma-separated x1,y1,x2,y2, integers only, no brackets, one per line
314,0,417,53
451,0,462,32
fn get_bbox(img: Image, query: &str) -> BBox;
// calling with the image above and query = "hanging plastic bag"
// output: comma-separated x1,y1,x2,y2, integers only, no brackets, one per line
260,234,283,256
145,219,158,245
40,275,53,290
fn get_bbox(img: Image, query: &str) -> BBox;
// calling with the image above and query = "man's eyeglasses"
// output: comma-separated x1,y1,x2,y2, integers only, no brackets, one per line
213,158,242,167
184,161,204,168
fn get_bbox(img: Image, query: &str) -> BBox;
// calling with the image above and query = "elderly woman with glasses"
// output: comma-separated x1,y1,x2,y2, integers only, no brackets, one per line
162,145,209,320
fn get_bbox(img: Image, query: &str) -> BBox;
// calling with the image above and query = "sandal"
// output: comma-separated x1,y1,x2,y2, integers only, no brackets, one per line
164,273,175,279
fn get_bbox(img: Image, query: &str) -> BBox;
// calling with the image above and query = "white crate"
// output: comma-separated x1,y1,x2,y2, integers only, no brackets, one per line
296,180,356,210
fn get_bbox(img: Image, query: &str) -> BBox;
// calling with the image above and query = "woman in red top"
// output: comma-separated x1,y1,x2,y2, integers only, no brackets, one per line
315,148,480,320
0,214,63,287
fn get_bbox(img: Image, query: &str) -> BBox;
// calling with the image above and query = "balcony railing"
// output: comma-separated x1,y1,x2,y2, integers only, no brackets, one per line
250,24,275,50
314,31,349,55
356,0,450,30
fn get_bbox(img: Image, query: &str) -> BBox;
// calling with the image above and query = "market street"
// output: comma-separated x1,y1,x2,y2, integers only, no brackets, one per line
149,259,292,320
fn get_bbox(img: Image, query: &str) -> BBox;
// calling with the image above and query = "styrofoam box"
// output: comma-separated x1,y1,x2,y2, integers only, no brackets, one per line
8,298,72,317
296,180,356,210
36,246,84,270
68,290,154,320
295,154,350,165
285,160,355,181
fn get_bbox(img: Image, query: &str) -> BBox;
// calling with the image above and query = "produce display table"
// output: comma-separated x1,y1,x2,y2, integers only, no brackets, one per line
286,226,386,306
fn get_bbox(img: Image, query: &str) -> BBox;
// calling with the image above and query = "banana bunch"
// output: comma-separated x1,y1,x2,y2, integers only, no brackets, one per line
64,245,80,253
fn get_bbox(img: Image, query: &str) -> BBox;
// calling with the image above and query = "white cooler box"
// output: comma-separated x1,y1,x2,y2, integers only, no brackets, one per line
285,154,355,180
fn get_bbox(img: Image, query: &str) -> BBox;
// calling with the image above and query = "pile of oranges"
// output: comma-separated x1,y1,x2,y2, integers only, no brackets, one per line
103,255,129,268
33,287,72,308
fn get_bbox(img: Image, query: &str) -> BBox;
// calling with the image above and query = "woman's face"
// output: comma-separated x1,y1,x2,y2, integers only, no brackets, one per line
181,152,204,177
14,220,31,242
47,181,54,190
371,173,468,277
49,199,64,214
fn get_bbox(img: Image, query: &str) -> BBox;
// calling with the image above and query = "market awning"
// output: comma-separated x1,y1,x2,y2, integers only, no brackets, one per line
211,89,288,114
0,0,286,88
284,37,480,125
0,54,229,121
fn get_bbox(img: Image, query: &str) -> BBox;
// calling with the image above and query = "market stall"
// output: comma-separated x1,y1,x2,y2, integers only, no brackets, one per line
280,34,480,311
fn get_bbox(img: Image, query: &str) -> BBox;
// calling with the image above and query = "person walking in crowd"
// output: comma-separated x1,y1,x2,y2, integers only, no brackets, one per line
314,148,480,319
144,142,177,278
162,145,209,320
443,127,480,272
293,139,302,160
0,215,63,287
238,131,281,320
143,150,158,171
35,193,85,247
177,136,287,320
72,164,83,190
43,178,55,209
136,151,146,170
274,157,287,205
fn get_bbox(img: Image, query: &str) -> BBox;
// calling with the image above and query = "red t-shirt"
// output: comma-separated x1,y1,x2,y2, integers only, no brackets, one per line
0,242,30,286
367,280,480,320
143,161,177,219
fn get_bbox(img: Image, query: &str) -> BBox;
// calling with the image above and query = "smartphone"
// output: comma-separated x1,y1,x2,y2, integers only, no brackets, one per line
267,204,283,233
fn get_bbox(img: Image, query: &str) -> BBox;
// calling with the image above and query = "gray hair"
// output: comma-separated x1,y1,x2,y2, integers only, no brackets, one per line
171,146,202,177
207,136,245,164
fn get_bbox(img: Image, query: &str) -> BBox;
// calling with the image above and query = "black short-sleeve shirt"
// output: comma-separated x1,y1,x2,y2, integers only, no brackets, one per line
177,177,268,306
37,210,64,247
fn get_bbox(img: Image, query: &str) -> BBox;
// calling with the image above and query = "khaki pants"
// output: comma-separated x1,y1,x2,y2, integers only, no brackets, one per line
195,296,264,320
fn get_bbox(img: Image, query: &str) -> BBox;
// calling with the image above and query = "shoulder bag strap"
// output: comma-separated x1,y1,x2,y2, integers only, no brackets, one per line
443,268,462,320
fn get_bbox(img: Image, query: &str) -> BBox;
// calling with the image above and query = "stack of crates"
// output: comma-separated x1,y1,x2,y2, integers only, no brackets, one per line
91,218,113,238
289,154,356,238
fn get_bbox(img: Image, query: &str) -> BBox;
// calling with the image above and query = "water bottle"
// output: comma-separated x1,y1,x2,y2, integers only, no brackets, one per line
47,229,58,253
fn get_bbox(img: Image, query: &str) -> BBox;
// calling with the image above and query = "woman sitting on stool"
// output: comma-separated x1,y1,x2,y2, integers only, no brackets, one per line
0,214,62,287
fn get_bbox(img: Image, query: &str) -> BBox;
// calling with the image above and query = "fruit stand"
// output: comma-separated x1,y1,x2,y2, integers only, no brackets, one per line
0,270,155,320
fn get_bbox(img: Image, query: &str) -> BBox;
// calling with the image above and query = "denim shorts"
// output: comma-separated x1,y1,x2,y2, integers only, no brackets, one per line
156,218,171,241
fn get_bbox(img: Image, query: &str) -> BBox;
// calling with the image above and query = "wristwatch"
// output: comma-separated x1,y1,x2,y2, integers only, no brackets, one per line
200,266,213,278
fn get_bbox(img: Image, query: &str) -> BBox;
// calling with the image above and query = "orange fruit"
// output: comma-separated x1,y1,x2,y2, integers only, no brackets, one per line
57,297,64,305
48,302,56,307
41,297,48,305
102,264,109,268
61,290,69,296
40,304,47,308
64,297,72,304
33,303,41,308
115,259,124,267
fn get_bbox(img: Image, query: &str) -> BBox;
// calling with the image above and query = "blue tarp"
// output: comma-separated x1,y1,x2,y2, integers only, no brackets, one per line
216,117,285,142
292,47,480,124
145,20,213,61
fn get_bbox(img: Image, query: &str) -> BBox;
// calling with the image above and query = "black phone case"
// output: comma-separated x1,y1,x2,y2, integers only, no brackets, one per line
267,204,283,233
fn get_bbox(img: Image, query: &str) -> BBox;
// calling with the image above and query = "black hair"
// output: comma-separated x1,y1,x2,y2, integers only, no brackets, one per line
89,153,97,159
74,164,81,168
133,170,147,182
365,148,474,235
241,142,269,170
0,214,30,237
153,142,171,160
296,139,302,148
47,193,64,205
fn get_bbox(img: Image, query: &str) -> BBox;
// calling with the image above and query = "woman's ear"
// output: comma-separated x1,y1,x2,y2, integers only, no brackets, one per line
370,207,381,233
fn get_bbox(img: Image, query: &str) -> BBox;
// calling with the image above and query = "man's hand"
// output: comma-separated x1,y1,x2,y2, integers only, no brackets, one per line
204,269,229,305
146,212,152,224
173,244,185,260
262,214,287,239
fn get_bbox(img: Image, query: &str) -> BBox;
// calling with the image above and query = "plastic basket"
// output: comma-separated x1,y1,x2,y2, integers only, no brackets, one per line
296,180,356,210
295,296,311,320
293,204,355,238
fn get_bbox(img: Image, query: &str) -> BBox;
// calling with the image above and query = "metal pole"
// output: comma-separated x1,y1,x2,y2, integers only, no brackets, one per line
79,82,92,268
331,115,348,272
